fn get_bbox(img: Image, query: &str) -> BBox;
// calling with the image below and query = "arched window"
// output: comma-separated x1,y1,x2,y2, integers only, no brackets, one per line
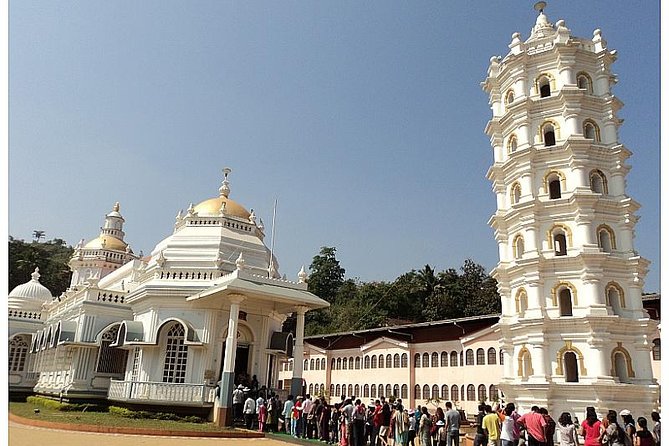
451,385,459,401
371,384,377,398
466,349,474,365
349,356,354,368
450,351,458,367
597,225,616,253
499,349,504,365
378,355,384,368
386,354,392,368
422,353,430,368
537,75,552,97
335,384,341,396
466,384,476,401
460,351,464,366
513,234,525,259
441,351,448,367
393,354,400,368
441,384,449,400
516,288,528,315
401,353,408,368
316,359,321,370
518,348,533,379
289,361,293,371
309,383,314,394
613,352,629,382
652,339,661,360
355,356,361,369
460,385,465,400
583,120,600,142
422,384,430,400
550,225,570,256
414,385,421,400
401,384,408,399
348,384,353,396
364,355,370,369
355,384,360,396
337,357,342,369
385,384,391,397
576,72,593,93
431,385,439,399
559,288,574,316
507,134,518,154
541,122,557,146
330,384,335,396
321,358,326,369
342,357,347,370
505,89,515,106
476,348,485,365
9,336,30,372
477,384,487,402
489,385,499,401
564,351,579,382
378,384,384,397
414,353,421,368
364,384,370,398
487,348,497,365
606,282,626,315
310,359,315,370
393,384,400,397
371,355,377,369
511,182,522,204
304,359,309,371
331,358,336,370
546,171,563,199
589,170,608,194
96,325,128,374
431,352,439,367
162,323,188,383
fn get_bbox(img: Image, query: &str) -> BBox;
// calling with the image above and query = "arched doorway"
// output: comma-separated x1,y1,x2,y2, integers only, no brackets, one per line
220,323,255,386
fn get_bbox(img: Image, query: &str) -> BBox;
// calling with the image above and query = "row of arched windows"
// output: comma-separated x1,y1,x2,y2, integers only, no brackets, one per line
512,281,627,318
304,358,326,371
328,353,410,371
511,222,617,260
413,383,500,403
504,71,594,108
509,169,609,207
414,349,503,367
506,119,601,155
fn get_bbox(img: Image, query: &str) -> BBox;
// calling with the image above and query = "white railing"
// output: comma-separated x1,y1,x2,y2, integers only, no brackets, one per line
108,379,216,405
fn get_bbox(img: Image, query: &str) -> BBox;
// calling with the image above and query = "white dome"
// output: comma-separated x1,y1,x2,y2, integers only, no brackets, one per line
8,268,53,310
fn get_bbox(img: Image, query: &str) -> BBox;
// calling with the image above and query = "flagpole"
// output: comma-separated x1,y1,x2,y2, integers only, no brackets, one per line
268,198,277,277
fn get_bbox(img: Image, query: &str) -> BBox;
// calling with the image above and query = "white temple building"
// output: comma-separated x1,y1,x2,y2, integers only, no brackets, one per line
482,3,659,419
8,170,329,425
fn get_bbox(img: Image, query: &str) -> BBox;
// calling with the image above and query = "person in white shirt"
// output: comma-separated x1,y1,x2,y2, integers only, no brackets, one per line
301,394,314,438
232,384,244,421
243,390,256,429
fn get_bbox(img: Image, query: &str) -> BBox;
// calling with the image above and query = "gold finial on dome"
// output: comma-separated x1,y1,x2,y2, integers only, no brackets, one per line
219,167,232,198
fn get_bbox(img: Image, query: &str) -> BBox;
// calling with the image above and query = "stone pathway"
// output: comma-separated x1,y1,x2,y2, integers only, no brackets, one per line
9,420,290,446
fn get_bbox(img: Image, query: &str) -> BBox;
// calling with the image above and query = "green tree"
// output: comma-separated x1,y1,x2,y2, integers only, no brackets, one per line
307,247,345,303
458,259,500,316
9,236,73,297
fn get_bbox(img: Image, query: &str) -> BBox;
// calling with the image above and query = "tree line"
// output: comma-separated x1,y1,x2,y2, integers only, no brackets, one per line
8,236,74,297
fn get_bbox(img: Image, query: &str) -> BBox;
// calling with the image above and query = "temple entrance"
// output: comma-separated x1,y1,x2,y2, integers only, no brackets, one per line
234,344,250,384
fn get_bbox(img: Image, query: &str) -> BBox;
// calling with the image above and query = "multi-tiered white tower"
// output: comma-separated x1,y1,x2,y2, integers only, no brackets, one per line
482,3,658,419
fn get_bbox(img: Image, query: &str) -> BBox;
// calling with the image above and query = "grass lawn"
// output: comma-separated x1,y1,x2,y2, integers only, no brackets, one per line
9,401,234,432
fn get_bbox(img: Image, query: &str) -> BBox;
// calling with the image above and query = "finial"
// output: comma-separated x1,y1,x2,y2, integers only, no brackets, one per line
186,203,197,217
249,209,256,224
31,267,41,282
298,265,308,283
235,252,246,270
219,167,232,198
534,1,546,13
156,250,166,267
113,202,120,212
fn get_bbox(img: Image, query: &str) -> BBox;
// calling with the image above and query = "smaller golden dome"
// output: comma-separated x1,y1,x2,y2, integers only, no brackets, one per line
193,196,251,220
83,235,128,251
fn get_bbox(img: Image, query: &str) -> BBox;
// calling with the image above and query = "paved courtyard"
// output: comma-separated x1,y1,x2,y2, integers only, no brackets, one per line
8,421,288,446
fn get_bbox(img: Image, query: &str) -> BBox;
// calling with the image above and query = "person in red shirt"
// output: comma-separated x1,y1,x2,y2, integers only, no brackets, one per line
517,406,548,446
579,407,602,446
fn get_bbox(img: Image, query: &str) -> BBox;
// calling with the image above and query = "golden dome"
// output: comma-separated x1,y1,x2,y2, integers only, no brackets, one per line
193,196,251,220
83,235,128,251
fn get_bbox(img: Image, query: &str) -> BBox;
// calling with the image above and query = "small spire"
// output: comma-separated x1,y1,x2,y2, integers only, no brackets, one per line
298,265,308,283
31,267,41,282
533,1,546,13
219,167,232,198
249,209,256,224
235,252,246,270
113,202,120,212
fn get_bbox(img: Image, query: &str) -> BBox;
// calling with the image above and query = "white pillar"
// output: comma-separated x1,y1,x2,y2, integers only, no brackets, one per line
216,294,245,426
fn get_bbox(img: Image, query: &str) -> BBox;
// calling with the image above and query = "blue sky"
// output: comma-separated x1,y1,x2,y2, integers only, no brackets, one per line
8,1,660,292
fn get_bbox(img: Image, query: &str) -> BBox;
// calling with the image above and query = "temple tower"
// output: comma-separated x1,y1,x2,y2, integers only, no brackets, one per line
482,3,658,419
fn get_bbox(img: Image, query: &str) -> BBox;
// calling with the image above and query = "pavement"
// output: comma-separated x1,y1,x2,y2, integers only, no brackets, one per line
8,420,291,446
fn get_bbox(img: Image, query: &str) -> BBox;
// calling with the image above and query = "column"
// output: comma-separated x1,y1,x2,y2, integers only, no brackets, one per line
532,344,547,381
216,294,245,426
290,306,308,397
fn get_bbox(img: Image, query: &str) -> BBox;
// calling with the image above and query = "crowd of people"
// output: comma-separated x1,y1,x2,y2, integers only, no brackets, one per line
229,387,661,446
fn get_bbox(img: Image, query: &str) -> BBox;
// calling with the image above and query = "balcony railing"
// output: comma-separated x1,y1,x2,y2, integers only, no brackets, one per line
108,379,216,406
